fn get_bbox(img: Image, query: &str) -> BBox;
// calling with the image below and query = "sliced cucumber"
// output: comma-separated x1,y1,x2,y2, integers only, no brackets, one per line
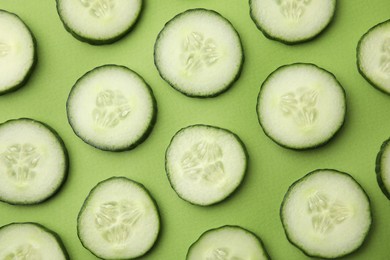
66,65,156,151
0,9,36,95
77,177,160,259
56,0,142,44
187,225,270,260
257,63,346,149
165,125,247,206
0,222,69,259
357,19,390,94
375,137,390,199
154,9,243,97
249,0,336,44
0,118,68,205
280,169,372,258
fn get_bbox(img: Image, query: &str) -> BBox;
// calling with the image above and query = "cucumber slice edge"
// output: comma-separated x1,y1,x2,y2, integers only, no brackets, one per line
375,138,390,199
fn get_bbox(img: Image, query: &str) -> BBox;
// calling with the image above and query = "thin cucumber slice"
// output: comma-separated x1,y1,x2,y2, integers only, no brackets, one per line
257,63,346,150
165,125,247,206
0,10,36,94
66,65,156,152
249,0,336,44
56,0,142,44
77,177,160,259
154,9,244,97
0,118,68,205
187,225,270,260
357,19,390,95
375,137,390,199
280,169,372,258
0,222,69,259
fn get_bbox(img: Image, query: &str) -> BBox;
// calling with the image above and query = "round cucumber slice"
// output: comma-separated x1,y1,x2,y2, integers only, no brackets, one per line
154,8,244,97
280,169,372,258
375,137,390,199
0,9,36,95
357,19,390,95
0,118,68,205
0,222,69,259
77,177,160,259
56,0,142,45
257,63,346,150
165,125,248,206
249,0,336,44
187,225,270,260
66,65,156,152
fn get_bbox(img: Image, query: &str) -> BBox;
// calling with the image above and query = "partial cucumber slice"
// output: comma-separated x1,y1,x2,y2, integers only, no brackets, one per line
77,177,160,259
165,125,247,206
187,225,270,260
0,222,69,259
66,65,156,151
257,63,346,149
281,169,372,258
357,19,390,94
249,0,336,44
0,10,36,94
56,0,142,44
0,118,68,205
154,9,244,97
375,137,390,199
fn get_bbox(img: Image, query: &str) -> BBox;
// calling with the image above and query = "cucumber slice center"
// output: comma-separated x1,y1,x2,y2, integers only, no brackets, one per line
207,247,244,260
380,38,390,75
79,0,114,19
0,42,11,57
276,0,312,21
5,244,40,259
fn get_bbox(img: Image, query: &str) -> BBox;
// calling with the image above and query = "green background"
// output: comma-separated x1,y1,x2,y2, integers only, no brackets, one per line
0,0,389,259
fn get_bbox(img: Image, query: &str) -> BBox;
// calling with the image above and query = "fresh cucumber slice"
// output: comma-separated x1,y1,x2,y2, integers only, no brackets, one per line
257,63,346,149
66,65,156,152
375,137,390,199
357,19,390,95
56,0,142,44
249,0,336,44
0,222,69,259
0,118,68,205
280,169,372,258
0,9,36,95
154,9,244,97
165,125,247,206
77,177,160,259
187,225,270,260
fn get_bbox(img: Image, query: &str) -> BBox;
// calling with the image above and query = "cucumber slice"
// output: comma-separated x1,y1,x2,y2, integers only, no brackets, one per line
154,9,244,97
357,19,390,95
0,222,69,259
165,125,247,206
187,225,270,260
249,0,336,44
66,65,156,152
375,137,390,199
280,169,372,258
56,0,142,44
257,63,346,149
0,118,68,205
0,10,36,95
77,177,160,259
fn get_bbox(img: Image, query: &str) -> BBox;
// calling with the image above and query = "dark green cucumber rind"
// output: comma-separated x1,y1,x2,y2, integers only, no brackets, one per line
0,118,69,205
154,8,244,98
77,176,161,260
55,0,143,45
249,0,336,45
66,64,157,152
0,222,70,259
0,10,37,95
186,225,270,260
375,138,390,199
165,124,248,206
357,19,390,95
256,63,347,150
280,169,372,259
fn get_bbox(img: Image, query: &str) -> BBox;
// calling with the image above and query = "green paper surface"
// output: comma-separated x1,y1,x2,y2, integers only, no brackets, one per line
0,0,389,259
